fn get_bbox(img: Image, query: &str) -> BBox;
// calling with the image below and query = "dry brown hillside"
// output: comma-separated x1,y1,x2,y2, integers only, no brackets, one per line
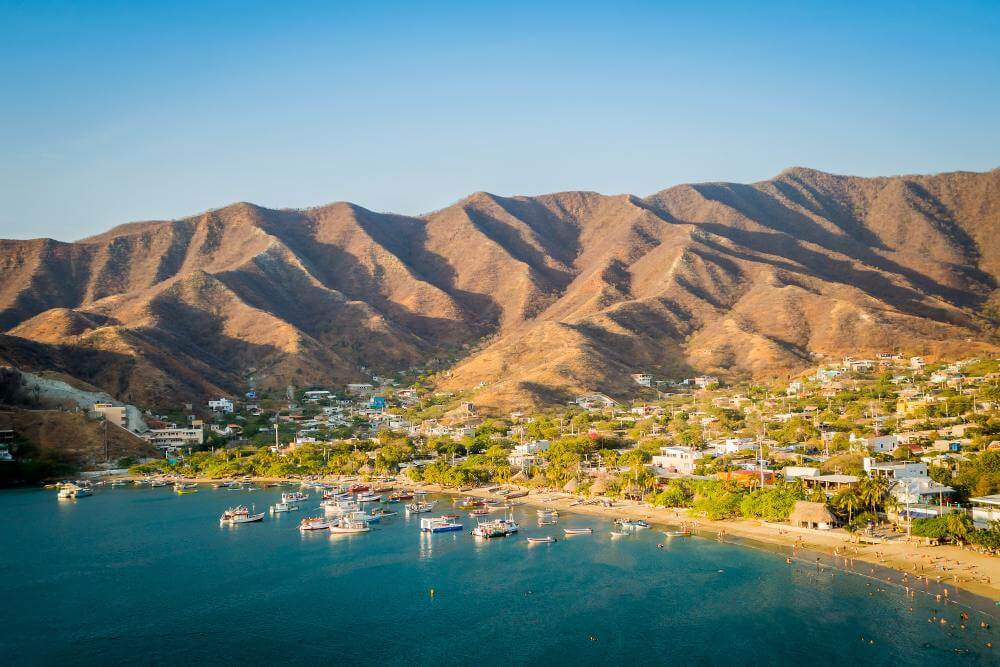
1,167,998,410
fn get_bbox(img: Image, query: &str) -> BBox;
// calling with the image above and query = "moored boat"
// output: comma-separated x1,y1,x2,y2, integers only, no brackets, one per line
299,516,332,531
617,519,649,529
281,491,308,504
270,501,299,513
663,529,691,537
563,527,593,535
406,501,435,513
220,505,265,524
328,517,371,534
356,492,381,503
471,518,519,538
57,483,91,499
420,517,463,533
527,536,556,544
609,530,628,538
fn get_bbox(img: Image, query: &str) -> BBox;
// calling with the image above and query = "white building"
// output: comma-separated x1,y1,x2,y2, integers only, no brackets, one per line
969,495,1000,528
508,440,550,469
631,373,653,387
142,427,204,449
208,398,234,414
651,446,706,476
850,433,898,454
303,390,332,401
863,458,954,508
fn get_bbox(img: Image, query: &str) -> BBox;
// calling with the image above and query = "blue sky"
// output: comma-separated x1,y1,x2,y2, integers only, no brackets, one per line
1,1,998,240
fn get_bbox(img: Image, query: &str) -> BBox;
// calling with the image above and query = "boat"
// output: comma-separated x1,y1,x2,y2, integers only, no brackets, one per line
609,530,628,538
347,510,380,524
57,483,91,499
469,508,490,516
617,519,649,529
420,517,463,533
110,480,127,488
356,492,382,503
663,529,691,537
220,506,265,524
371,508,398,519
471,518,519,539
281,491,308,504
406,501,435,514
527,536,557,544
456,497,484,509
149,479,167,488
329,517,371,534
563,527,593,535
388,492,413,501
270,502,299,513
505,490,528,499
537,508,559,517
537,519,557,526
299,516,332,531
174,483,199,495
322,499,360,514
347,483,370,493
440,513,460,520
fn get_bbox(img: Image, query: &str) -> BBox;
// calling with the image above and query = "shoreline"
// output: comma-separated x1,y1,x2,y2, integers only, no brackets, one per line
118,473,999,614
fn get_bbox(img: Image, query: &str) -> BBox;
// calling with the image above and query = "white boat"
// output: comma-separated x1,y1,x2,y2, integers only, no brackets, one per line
328,517,371,534
150,479,167,488
57,483,91,499
420,517,463,533
563,527,593,535
406,501,435,514
471,518,519,538
282,491,308,503
527,536,556,544
663,529,691,537
356,492,382,503
617,519,649,529
609,530,628,538
270,502,299,513
220,506,265,524
299,516,332,531
322,499,360,514
536,508,559,516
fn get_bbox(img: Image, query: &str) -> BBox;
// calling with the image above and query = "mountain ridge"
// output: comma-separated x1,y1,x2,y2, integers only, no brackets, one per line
2,167,999,411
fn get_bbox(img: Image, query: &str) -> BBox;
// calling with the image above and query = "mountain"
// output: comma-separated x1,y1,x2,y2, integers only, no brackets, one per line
1,167,999,411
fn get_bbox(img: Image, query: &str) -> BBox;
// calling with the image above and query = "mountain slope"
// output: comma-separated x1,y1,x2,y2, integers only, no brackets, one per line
2,168,998,410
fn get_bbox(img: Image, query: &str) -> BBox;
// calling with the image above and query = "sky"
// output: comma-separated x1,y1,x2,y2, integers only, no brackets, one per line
1,1,999,241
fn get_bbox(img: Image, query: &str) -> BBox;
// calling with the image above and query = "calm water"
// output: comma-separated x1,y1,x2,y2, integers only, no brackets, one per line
0,486,996,665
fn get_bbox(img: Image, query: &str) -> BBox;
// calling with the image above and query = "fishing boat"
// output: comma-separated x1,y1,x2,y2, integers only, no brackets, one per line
299,516,332,531
527,536,557,544
329,517,371,534
57,483,91,499
563,527,593,535
281,491,308,504
347,483,370,493
420,517,463,533
440,513,460,520
347,510,380,524
174,483,199,495
356,492,382,503
371,508,398,519
388,492,413,502
270,501,299,513
505,490,528,499
149,479,167,488
537,519,557,526
471,518,519,539
537,508,559,517
609,530,628,538
663,529,691,537
617,519,649,529
220,506,265,524
469,508,490,516
322,499,360,514
406,501,435,514
456,497,484,509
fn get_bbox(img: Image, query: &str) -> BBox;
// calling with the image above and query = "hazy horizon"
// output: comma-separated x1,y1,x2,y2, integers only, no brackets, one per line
2,1,999,241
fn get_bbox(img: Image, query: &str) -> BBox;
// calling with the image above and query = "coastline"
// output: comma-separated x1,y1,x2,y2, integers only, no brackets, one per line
121,473,1000,613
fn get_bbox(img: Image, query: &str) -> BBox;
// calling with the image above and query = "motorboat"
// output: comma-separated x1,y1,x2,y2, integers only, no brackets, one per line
150,479,168,488
537,508,559,517
420,517,463,533
281,491,308,504
270,502,299,513
299,516,332,531
356,492,382,503
220,506,265,524
388,492,413,502
406,501,435,514
57,483,91,499
471,518,519,538
609,530,628,538
440,513,460,520
663,529,691,537
617,519,649,530
563,527,593,535
527,536,556,544
322,499,360,514
537,519,557,526
469,508,490,516
347,483,370,493
371,508,398,519
174,483,198,495
329,517,371,534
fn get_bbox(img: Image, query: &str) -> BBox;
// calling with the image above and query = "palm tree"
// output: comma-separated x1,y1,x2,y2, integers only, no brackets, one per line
945,512,972,544
834,488,861,526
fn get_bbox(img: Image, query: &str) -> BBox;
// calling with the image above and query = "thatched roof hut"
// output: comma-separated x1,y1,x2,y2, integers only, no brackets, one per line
789,501,837,530
590,476,609,496
563,478,580,493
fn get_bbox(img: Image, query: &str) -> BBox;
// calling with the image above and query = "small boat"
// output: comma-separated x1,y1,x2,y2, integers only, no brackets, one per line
281,491,308,504
469,508,490,516
406,501,435,514
174,483,199,495
505,490,528,499
609,531,628,538
421,517,463,533
348,483,370,493
440,513,460,520
220,506,265,524
527,536,556,544
270,502,299,513
371,508,398,519
110,480,127,488
537,519,557,526
389,492,413,501
663,529,691,537
150,479,167,488
356,492,382,503
299,517,332,531
618,519,649,530
472,518,519,539
57,483,91,499
537,508,559,517
329,517,371,534
563,527,593,535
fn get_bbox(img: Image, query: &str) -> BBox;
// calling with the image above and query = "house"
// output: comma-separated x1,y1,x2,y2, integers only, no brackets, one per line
864,458,956,507
346,383,375,396
369,396,387,411
692,376,719,389
910,356,926,370
786,380,804,396
783,466,821,481
969,495,1000,528
651,446,706,476
303,390,332,401
575,393,619,410
508,440,550,470
92,402,129,430
142,427,204,449
801,474,859,494
631,373,653,387
711,438,755,456
850,433,898,454
208,398,234,414
789,501,838,530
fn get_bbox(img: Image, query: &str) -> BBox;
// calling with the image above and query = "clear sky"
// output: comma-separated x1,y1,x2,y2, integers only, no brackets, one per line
1,1,998,241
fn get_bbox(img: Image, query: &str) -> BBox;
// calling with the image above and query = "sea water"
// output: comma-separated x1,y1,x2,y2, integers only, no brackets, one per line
0,486,995,665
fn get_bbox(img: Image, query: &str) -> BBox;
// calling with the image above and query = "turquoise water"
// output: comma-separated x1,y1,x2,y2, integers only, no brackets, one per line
0,486,995,665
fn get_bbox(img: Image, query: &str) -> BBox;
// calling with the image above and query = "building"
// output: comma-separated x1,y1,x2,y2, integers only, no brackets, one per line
864,458,956,509
801,474,859,494
208,398,234,414
631,373,653,387
92,402,129,429
346,383,375,396
369,396,387,411
969,495,1000,528
783,466,821,481
575,393,619,410
303,390,332,401
789,501,838,530
142,427,204,449
692,376,719,389
850,433,898,454
0,445,12,462
651,446,706,476
508,440,550,470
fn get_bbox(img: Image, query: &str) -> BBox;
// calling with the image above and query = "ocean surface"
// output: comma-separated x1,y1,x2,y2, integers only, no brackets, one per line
0,485,996,665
